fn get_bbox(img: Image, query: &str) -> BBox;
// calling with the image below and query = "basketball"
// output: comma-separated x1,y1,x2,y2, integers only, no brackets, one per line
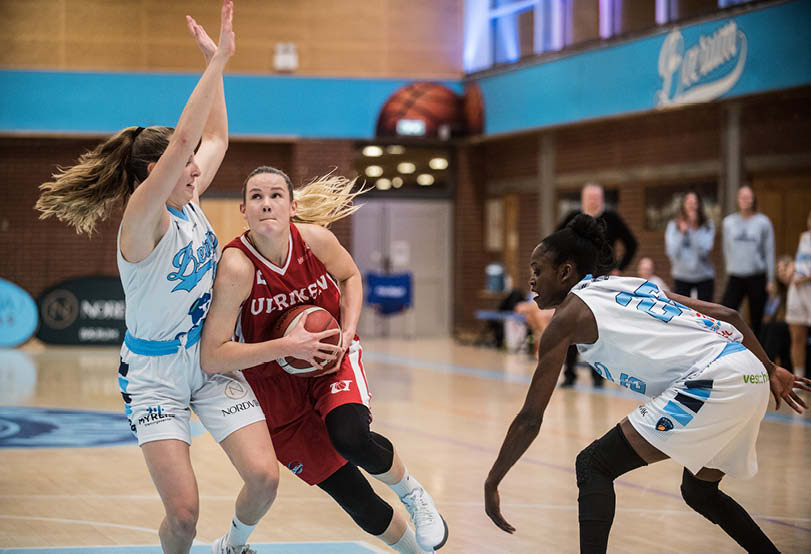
376,82,464,138
271,304,342,377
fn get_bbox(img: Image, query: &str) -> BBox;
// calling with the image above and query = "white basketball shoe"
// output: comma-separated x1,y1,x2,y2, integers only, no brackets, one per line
211,535,256,554
400,487,449,551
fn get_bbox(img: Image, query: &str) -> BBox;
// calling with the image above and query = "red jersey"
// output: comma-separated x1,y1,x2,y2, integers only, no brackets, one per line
224,223,344,378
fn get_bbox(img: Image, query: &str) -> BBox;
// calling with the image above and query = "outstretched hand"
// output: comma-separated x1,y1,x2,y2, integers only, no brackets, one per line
769,366,811,413
484,481,515,534
216,0,235,59
186,15,216,63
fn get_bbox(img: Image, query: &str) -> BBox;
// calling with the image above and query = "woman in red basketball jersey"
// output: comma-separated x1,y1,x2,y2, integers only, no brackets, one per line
201,167,449,553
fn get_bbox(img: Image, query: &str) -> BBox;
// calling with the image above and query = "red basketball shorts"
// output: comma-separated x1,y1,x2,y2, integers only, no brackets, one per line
247,339,372,485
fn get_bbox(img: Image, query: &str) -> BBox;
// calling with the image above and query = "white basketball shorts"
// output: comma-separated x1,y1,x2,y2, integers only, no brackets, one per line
627,344,770,479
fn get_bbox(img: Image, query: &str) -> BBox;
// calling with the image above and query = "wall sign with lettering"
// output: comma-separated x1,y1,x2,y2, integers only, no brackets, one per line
37,276,126,345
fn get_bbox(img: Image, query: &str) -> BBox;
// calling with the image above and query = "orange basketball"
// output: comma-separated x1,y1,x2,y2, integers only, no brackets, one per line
376,82,463,138
270,304,342,377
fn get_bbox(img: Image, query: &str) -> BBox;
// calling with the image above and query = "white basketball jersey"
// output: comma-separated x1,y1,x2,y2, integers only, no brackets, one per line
117,203,219,341
570,275,743,398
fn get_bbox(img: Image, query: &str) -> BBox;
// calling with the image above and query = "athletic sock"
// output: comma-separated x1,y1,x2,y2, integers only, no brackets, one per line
390,526,430,553
226,514,255,546
391,468,422,498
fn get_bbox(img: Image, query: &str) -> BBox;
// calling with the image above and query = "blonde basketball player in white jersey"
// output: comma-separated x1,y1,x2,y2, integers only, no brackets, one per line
35,4,291,553
484,214,810,553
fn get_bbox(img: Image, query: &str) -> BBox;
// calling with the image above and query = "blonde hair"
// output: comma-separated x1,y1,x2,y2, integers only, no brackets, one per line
293,173,368,227
242,166,368,227
36,126,172,236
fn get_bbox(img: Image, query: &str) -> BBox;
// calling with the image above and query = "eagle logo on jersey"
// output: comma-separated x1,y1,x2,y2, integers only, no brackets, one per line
287,461,304,475
656,417,674,432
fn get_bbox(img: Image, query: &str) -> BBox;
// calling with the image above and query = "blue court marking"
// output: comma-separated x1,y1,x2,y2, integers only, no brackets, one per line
0,406,206,449
0,542,380,553
362,351,811,428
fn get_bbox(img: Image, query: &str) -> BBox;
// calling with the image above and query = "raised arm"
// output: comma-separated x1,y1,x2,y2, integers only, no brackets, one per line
297,223,363,353
484,294,591,533
185,14,228,201
120,0,234,262
665,291,810,412
200,247,342,373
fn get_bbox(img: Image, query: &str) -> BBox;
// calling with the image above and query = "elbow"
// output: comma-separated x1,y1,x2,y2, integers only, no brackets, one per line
199,348,219,374
515,411,542,435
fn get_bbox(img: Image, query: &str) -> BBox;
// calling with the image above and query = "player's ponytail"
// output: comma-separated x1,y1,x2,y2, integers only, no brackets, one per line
36,126,172,236
541,213,615,277
293,172,368,227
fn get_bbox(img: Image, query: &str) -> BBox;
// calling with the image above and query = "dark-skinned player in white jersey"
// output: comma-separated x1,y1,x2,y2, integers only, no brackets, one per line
484,214,810,553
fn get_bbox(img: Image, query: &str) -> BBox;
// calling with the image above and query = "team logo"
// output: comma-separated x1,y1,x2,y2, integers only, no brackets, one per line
330,380,352,394
224,380,248,400
40,289,79,330
638,406,648,417
287,461,304,475
656,417,674,432
298,256,305,264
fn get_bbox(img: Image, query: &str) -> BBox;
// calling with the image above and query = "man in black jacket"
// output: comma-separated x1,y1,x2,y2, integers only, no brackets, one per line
557,183,638,387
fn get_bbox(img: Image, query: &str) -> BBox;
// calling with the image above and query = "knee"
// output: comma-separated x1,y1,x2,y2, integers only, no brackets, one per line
575,442,599,488
680,470,719,523
166,503,198,540
245,462,280,503
329,427,370,461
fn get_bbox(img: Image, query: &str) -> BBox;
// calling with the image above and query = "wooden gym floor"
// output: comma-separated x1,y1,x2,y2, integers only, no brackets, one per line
1,338,809,553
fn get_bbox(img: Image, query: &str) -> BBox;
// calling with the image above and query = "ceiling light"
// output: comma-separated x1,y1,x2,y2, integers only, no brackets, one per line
362,146,383,157
397,162,416,174
392,177,403,188
365,165,383,177
387,145,406,154
429,157,448,170
376,178,392,190
417,174,435,186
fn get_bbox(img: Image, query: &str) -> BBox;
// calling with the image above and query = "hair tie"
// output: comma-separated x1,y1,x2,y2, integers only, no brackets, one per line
133,126,145,139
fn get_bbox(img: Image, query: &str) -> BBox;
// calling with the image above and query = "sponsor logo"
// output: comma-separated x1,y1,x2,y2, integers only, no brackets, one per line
330,380,352,394
656,417,674,432
657,21,747,107
40,289,79,330
638,406,648,417
137,405,175,427
221,399,259,416
287,461,304,475
743,372,769,385
224,380,248,400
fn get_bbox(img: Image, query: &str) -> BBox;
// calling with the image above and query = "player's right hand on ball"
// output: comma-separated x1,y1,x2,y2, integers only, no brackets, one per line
286,315,342,366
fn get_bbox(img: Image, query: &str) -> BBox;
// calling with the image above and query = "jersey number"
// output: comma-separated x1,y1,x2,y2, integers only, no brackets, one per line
615,281,682,323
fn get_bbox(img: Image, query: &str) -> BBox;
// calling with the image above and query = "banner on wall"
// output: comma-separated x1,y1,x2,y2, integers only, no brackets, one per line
0,278,38,347
477,0,811,135
37,276,126,346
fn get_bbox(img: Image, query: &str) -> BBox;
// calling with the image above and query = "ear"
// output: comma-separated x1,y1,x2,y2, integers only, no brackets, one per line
146,161,156,174
240,202,246,218
290,198,298,217
559,261,576,283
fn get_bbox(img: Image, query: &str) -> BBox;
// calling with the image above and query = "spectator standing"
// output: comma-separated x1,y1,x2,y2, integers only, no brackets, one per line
665,191,715,301
721,185,775,339
787,209,811,377
557,183,638,387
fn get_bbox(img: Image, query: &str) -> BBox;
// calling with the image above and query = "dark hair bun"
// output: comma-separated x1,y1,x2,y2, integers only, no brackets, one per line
567,213,606,249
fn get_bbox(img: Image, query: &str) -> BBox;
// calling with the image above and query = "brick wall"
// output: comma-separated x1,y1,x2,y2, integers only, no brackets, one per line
0,136,356,299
